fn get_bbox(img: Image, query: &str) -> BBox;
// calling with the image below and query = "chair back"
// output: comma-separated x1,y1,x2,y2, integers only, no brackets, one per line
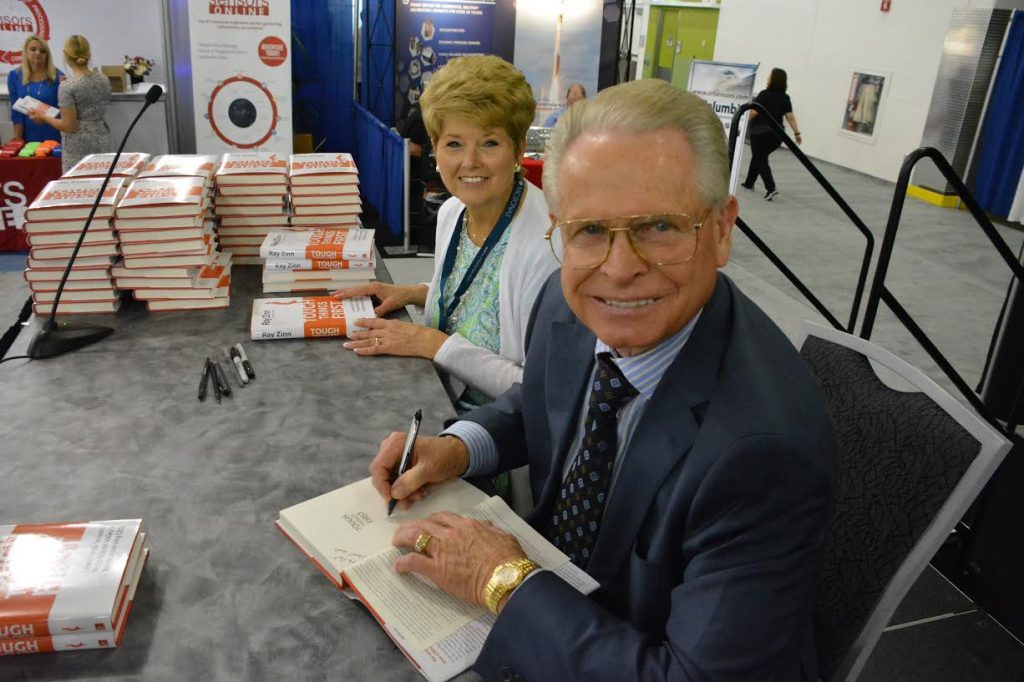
797,323,1011,681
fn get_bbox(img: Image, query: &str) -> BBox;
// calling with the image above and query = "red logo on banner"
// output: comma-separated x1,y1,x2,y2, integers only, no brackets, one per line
258,36,287,67
0,1,50,66
881,0,892,11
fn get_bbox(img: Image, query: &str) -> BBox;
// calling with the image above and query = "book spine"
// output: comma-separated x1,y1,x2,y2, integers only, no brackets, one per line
0,629,120,654
0,614,113,641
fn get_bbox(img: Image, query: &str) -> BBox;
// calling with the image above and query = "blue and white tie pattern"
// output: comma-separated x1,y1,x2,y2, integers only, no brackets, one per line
549,352,638,568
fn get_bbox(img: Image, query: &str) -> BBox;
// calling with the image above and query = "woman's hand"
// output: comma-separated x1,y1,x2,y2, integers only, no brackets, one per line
344,318,448,360
27,105,48,124
333,282,427,317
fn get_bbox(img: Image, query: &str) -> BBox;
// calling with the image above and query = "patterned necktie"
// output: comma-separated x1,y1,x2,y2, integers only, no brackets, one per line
549,352,639,568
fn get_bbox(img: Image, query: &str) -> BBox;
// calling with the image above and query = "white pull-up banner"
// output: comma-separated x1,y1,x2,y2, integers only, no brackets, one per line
188,0,292,154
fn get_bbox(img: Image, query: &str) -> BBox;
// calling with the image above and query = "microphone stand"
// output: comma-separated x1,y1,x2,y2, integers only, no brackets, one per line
27,85,164,360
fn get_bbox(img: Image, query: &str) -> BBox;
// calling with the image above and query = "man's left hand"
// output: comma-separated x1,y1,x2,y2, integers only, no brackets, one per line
392,511,527,608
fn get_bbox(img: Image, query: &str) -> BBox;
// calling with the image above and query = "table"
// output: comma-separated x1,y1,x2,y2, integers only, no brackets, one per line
0,156,62,251
0,263,472,680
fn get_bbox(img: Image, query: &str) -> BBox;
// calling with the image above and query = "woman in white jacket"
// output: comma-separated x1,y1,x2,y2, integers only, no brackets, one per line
338,56,557,412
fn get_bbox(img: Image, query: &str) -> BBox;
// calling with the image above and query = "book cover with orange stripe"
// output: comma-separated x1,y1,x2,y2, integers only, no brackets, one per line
115,177,211,219
0,520,143,640
250,295,374,340
0,546,147,655
259,227,374,261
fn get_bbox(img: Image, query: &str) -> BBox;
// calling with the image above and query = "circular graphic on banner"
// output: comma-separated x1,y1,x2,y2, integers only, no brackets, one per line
207,76,278,149
408,36,422,58
421,19,435,42
258,36,287,67
421,46,436,66
409,60,421,80
0,0,50,66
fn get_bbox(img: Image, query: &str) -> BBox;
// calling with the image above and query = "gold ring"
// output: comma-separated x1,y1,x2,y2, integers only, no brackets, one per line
374,337,382,346
414,532,432,555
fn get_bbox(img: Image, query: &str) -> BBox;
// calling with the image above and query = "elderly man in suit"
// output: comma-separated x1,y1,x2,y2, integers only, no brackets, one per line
371,78,838,681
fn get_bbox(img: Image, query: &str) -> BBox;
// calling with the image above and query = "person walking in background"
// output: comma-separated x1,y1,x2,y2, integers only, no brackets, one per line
741,67,802,201
29,35,111,172
7,35,64,143
544,82,586,127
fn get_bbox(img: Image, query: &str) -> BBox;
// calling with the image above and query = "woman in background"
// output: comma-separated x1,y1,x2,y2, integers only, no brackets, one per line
29,35,111,172
7,35,63,142
741,67,802,201
336,55,558,412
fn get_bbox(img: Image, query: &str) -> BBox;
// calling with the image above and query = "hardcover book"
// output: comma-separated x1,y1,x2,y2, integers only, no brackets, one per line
0,520,144,639
259,228,374,261
262,256,375,272
115,176,210,219
0,547,147,656
24,177,128,221
62,153,150,179
32,298,123,315
215,153,288,185
146,297,230,312
250,295,374,340
277,478,599,682
288,153,359,186
137,154,220,180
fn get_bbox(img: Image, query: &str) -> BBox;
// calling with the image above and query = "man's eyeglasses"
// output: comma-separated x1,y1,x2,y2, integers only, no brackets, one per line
544,212,708,269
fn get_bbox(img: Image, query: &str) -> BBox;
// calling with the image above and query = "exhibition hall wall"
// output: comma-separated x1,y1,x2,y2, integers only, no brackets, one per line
714,0,1004,183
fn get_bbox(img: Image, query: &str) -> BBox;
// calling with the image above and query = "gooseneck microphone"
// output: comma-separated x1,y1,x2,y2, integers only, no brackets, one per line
27,84,163,359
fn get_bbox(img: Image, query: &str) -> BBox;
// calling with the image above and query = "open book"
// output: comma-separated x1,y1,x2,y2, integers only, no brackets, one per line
277,478,599,682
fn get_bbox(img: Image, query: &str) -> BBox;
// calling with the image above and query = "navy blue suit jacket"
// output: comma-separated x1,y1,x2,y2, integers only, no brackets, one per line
464,272,838,681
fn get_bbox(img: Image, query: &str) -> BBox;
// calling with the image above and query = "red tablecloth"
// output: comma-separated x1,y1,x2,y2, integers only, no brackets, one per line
521,157,544,189
1,157,63,251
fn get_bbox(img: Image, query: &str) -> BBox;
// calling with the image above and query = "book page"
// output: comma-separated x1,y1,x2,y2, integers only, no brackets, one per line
278,478,489,576
343,495,599,652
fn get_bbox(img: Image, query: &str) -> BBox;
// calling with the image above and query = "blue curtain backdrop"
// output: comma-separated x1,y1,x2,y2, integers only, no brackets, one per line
974,10,1024,217
291,0,357,151
362,0,396,125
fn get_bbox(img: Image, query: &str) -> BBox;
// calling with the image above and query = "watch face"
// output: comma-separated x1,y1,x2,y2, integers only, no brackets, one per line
496,565,520,585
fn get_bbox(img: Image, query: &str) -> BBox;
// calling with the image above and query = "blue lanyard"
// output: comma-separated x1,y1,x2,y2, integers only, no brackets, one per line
436,176,525,332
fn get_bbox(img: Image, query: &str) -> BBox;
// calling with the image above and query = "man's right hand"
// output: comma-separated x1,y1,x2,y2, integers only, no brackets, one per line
333,282,427,317
369,434,470,508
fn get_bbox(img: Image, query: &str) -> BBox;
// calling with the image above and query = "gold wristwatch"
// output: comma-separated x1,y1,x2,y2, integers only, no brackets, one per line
482,557,540,615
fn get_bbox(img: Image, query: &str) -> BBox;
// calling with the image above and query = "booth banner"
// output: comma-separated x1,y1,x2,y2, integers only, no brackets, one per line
188,0,292,154
514,0,603,126
1,158,62,252
688,60,758,132
1,1,167,90
688,60,758,194
394,0,506,127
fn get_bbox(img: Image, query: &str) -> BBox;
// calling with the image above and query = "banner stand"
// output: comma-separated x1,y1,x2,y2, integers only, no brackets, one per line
383,140,419,257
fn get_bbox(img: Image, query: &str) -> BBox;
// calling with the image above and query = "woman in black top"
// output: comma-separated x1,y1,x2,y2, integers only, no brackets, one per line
741,68,802,200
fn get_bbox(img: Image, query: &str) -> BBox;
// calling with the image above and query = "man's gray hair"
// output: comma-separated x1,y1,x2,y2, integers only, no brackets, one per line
542,79,730,214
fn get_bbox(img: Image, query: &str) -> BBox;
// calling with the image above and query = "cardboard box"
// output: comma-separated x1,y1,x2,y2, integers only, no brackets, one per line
102,65,126,93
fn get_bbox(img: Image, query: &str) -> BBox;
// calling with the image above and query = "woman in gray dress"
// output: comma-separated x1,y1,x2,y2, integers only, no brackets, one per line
29,35,111,172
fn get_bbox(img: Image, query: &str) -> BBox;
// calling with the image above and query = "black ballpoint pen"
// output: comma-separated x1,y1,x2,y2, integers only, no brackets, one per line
198,359,211,401
213,361,232,397
387,409,422,516
208,358,222,403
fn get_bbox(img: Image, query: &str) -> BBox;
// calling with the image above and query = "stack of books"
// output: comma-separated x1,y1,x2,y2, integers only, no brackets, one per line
112,175,229,311
21,177,129,315
288,153,361,228
61,152,151,180
258,227,376,293
214,152,289,265
0,519,149,656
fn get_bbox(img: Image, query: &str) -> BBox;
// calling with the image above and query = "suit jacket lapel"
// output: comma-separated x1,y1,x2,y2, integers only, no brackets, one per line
527,319,595,525
585,275,734,583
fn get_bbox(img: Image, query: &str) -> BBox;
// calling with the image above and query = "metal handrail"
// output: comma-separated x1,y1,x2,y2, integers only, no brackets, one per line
860,146,1024,436
728,103,875,333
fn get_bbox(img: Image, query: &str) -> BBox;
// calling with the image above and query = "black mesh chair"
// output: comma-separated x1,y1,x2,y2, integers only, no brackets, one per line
797,323,1012,681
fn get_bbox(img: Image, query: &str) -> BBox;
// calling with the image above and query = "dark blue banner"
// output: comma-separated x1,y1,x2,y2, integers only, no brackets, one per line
395,0,511,128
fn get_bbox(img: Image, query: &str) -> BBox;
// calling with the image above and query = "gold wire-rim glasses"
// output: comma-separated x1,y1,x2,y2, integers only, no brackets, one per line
544,212,709,269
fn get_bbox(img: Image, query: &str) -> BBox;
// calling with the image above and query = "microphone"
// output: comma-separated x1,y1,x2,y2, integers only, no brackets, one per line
27,84,164,359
